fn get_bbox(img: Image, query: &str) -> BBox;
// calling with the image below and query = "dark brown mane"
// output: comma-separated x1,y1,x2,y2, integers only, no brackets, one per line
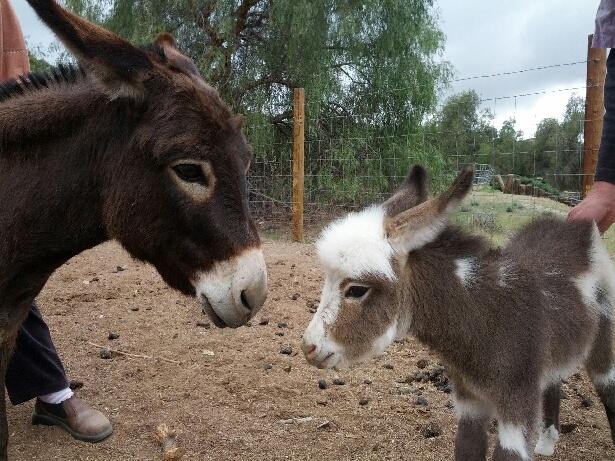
0,63,86,104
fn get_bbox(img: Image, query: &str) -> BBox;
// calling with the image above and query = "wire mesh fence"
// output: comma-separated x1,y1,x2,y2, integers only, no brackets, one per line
245,56,606,244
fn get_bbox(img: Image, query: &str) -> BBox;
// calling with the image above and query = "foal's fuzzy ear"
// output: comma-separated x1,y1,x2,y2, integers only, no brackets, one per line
153,33,201,78
384,165,429,217
26,0,152,98
385,167,474,254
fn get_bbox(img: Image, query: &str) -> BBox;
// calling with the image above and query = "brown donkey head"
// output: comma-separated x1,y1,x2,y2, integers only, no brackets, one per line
302,166,474,368
24,0,267,327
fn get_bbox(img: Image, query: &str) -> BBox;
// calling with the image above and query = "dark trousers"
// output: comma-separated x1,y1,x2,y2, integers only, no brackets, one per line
596,49,615,182
5,302,68,405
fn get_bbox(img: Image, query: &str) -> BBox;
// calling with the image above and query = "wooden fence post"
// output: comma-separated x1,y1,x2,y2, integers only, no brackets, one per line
583,34,607,197
292,88,305,242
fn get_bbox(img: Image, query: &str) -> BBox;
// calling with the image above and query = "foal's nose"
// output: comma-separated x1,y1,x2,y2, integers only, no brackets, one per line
301,341,317,362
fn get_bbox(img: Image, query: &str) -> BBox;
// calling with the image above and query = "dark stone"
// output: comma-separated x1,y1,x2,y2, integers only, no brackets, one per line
416,396,429,406
99,348,113,359
196,321,210,328
318,379,328,390
421,422,442,438
259,318,270,326
382,364,394,370
69,380,84,390
359,399,369,406
108,332,120,340
560,423,577,434
277,322,288,328
333,378,346,386
280,345,293,355
416,359,429,369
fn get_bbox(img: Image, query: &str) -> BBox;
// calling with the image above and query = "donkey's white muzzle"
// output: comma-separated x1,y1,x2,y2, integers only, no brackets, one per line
194,248,268,328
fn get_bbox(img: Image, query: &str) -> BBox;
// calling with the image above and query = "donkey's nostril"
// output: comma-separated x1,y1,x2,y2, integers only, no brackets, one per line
240,290,252,311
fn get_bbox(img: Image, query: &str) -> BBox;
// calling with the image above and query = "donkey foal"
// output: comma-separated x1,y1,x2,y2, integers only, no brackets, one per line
302,165,615,460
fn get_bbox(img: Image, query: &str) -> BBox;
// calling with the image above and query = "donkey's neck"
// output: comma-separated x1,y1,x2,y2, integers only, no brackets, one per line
402,227,499,366
0,82,138,312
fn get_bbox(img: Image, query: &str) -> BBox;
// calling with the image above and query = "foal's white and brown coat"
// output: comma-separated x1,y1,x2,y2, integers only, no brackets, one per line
302,166,615,461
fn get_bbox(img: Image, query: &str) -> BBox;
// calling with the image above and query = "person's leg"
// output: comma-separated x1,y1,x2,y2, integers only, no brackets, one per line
6,302,112,443
5,302,71,405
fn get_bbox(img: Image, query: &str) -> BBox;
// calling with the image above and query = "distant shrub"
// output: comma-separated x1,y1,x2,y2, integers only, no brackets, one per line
470,212,501,233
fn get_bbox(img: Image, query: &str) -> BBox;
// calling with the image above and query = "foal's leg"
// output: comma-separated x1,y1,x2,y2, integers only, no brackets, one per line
586,316,615,445
492,392,540,461
453,380,491,461
534,382,561,457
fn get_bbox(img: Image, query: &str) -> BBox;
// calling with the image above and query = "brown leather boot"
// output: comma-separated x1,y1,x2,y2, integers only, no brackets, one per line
32,396,113,443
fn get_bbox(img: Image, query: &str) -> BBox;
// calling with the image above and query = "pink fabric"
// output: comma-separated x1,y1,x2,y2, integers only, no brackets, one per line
0,0,30,82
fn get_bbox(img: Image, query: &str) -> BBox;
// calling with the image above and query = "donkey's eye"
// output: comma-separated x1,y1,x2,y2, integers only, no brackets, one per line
173,164,208,186
345,285,370,299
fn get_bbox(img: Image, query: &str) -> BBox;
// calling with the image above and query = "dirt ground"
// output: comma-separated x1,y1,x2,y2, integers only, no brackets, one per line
7,238,615,461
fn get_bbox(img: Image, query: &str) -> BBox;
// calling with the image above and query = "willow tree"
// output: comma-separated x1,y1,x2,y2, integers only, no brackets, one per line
64,0,449,205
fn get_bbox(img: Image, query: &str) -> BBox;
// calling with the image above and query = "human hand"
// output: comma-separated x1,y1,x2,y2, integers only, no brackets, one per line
568,181,615,234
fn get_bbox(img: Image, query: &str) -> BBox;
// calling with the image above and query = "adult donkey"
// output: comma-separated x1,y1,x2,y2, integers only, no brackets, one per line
0,0,268,458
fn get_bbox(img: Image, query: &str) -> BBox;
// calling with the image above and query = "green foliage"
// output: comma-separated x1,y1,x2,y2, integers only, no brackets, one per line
26,43,55,73
31,2,584,207
58,0,449,207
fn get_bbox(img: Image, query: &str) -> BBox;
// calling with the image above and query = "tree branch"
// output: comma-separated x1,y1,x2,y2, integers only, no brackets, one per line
234,0,261,39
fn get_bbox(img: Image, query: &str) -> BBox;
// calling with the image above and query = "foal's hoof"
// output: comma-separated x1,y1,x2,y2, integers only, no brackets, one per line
534,425,559,457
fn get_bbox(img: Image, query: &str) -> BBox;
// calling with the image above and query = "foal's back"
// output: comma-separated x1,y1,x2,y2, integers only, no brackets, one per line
504,215,612,368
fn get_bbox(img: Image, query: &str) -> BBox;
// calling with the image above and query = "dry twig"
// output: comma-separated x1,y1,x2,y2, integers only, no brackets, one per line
87,342,181,365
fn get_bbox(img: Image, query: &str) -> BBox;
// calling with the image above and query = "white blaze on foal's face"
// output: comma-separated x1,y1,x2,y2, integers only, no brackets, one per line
302,206,401,368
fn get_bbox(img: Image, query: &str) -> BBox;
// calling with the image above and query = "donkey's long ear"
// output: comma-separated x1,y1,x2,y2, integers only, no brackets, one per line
384,165,429,217
385,167,474,254
26,0,152,97
152,33,201,78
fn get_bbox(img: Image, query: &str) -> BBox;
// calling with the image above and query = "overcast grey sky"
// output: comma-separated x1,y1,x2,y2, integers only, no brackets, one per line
12,0,599,136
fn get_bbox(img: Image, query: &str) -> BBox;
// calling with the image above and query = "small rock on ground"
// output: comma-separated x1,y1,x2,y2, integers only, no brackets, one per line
69,380,84,390
421,422,442,439
280,346,293,355
99,348,113,359
318,379,328,390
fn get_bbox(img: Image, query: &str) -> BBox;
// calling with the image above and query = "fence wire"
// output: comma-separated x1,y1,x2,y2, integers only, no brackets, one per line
245,59,609,245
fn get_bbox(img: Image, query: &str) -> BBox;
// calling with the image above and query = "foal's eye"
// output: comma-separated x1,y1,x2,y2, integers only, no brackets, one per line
345,285,370,299
172,163,208,186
